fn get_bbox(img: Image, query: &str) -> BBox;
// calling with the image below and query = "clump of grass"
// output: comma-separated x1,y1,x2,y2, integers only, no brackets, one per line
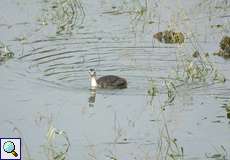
184,58,209,82
213,69,226,83
172,49,226,84
39,0,85,34
214,36,230,58
149,49,226,111
43,125,70,160
153,30,185,44
0,42,14,63
148,49,225,109
214,50,230,58
220,36,230,52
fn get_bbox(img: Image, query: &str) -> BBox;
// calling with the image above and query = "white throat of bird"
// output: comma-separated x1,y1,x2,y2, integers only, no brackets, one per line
90,76,97,89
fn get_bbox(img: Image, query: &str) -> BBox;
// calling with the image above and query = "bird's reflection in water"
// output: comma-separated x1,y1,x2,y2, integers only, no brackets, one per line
88,89,96,107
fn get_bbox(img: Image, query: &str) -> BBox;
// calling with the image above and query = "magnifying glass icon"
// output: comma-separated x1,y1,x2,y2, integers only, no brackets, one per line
3,141,18,157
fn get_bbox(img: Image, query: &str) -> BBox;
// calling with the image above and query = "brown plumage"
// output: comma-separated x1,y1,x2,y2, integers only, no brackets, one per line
97,75,127,89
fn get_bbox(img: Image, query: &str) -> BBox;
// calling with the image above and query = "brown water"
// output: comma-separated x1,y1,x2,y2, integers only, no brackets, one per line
0,0,230,159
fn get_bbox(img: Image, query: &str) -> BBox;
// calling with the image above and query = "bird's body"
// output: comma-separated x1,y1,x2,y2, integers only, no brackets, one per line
97,75,127,89
89,69,127,89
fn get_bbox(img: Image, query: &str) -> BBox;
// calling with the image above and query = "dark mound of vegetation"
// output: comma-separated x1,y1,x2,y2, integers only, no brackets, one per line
153,30,184,44
220,36,230,52
214,36,230,58
192,51,209,58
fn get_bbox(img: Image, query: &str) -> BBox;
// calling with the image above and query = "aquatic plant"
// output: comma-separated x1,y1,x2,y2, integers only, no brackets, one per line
150,49,226,111
214,36,230,58
184,58,209,81
220,36,230,52
39,0,85,34
153,31,185,44
164,80,176,105
156,120,184,160
0,42,14,63
43,125,70,160
148,80,158,97
5,117,70,160
171,49,226,84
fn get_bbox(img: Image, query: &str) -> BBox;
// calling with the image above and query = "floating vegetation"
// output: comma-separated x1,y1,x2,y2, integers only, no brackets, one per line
220,36,230,53
43,125,70,160
153,30,185,44
192,51,209,58
39,0,85,34
214,36,230,58
0,42,14,63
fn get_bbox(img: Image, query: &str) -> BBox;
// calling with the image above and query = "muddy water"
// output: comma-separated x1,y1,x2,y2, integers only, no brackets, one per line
0,0,230,159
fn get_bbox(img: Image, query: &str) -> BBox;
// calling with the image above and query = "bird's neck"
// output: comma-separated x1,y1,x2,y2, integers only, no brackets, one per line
90,76,97,89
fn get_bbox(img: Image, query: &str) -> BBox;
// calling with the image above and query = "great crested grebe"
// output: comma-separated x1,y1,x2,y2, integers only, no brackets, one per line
88,69,127,89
